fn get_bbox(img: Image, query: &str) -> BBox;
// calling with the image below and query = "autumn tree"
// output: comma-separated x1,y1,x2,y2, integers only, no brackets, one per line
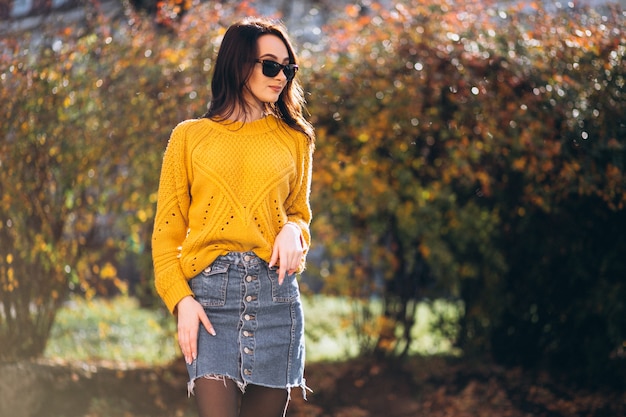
306,1,510,358
0,7,195,360
0,0,275,361
306,0,625,380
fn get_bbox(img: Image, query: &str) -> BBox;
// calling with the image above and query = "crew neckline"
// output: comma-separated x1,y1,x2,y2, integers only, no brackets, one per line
206,114,280,134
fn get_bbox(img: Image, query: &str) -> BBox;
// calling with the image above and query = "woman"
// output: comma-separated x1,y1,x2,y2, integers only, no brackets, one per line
152,17,314,417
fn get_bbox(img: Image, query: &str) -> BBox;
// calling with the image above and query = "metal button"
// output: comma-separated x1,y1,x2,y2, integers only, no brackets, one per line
244,255,252,262
244,314,251,321
244,347,251,354
246,295,253,302
204,266,211,273
243,331,251,337
246,275,253,282
244,369,252,376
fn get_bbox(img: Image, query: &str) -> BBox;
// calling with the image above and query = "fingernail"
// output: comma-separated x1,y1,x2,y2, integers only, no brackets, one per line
192,352,197,361
210,328,216,336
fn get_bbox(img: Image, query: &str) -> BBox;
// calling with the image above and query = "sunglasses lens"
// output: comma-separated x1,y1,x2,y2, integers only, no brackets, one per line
284,65,297,81
262,61,282,77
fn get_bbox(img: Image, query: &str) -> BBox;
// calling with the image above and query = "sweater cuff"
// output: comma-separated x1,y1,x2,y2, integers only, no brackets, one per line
162,278,194,314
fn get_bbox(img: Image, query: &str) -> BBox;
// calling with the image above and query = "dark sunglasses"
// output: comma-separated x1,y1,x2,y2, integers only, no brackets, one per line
255,60,298,81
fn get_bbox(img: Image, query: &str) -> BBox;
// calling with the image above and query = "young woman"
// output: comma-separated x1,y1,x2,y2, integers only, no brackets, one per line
152,17,314,417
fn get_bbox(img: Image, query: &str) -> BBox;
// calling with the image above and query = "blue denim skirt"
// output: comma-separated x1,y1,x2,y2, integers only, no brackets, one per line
186,251,308,398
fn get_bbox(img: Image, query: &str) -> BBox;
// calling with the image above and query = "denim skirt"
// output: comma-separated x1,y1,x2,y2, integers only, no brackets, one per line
186,251,307,397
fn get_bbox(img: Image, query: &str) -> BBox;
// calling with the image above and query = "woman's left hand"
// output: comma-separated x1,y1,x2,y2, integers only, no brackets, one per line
269,223,304,284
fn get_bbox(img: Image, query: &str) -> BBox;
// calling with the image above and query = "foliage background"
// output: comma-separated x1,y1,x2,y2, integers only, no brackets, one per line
1,0,625,388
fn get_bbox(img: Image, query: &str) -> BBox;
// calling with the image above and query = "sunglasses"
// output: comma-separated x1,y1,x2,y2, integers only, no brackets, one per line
255,60,299,81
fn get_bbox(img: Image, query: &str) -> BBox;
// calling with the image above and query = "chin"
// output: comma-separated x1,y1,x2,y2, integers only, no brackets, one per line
266,94,281,103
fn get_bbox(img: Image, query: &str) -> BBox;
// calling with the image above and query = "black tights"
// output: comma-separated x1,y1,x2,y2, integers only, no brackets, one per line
193,377,289,417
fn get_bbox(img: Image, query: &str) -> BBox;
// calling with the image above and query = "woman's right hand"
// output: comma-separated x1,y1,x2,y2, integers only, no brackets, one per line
176,295,215,365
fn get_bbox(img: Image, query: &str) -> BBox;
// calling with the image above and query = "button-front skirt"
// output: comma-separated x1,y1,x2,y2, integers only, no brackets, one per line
186,251,307,397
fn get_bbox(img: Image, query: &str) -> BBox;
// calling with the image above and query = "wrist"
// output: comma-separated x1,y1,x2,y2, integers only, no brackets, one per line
174,295,194,315
283,221,301,232
284,221,306,248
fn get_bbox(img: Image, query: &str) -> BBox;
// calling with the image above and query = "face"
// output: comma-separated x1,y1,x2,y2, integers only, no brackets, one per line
244,34,292,111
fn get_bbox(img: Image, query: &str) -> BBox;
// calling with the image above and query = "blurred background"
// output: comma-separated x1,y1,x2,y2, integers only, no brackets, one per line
1,0,625,416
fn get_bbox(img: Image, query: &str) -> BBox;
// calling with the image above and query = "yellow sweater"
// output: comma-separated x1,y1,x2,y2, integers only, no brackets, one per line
152,115,313,313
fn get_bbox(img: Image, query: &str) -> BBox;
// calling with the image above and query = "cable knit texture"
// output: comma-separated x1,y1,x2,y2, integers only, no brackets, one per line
152,115,313,313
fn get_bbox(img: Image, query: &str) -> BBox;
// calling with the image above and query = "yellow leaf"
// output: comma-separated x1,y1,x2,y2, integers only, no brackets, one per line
100,262,118,279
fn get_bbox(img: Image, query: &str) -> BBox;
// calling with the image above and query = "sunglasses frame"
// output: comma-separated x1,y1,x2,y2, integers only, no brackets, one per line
255,59,299,81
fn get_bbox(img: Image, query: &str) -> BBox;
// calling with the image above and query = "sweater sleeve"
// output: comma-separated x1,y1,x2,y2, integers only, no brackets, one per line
285,135,314,272
152,122,194,313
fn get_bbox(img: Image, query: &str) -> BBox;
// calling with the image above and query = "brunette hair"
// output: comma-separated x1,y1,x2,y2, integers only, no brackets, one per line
204,17,314,142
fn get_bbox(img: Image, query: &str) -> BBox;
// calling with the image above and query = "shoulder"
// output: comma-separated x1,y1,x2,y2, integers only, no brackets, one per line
168,118,222,148
171,118,210,136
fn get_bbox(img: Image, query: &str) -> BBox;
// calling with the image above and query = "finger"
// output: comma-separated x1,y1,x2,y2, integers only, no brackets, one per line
199,311,216,337
277,263,287,285
268,247,279,268
178,327,192,364
188,325,199,363
287,255,299,275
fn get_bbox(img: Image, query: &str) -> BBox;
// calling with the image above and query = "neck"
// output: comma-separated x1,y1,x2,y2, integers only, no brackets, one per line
229,102,266,123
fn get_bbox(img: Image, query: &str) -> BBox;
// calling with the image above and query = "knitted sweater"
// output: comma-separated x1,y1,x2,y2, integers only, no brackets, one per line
152,115,313,313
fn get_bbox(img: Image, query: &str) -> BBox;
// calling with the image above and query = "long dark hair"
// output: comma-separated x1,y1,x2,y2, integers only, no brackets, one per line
203,17,314,143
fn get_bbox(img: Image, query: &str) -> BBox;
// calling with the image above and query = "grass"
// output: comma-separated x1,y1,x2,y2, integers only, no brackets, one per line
45,294,461,366
302,295,462,361
44,296,178,366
